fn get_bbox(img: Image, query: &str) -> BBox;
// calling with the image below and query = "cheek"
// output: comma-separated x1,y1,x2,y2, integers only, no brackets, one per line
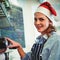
44,21,50,28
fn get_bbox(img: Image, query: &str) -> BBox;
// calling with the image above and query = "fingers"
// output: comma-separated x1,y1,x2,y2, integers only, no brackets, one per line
5,37,15,44
5,37,13,41
5,37,21,48
5,37,22,49
7,45,17,49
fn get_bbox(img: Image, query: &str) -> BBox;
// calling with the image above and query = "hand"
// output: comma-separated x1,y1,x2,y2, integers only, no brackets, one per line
5,37,21,49
5,37,25,58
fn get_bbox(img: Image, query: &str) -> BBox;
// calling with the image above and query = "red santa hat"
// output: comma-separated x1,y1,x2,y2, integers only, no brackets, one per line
35,1,57,26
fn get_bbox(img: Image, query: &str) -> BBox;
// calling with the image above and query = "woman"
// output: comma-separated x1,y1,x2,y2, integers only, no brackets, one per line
5,1,60,60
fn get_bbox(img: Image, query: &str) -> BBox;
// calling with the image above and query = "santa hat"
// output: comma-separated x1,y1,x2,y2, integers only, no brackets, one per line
35,1,57,26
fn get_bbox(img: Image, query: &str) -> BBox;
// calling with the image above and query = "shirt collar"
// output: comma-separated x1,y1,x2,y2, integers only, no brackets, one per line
36,31,56,43
43,34,48,40
36,34,48,44
36,34,48,40
36,31,56,40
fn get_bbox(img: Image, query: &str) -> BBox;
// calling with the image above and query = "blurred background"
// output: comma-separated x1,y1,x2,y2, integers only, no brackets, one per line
0,0,60,60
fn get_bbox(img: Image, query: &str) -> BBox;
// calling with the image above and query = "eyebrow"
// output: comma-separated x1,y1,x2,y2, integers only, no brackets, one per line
34,17,44,19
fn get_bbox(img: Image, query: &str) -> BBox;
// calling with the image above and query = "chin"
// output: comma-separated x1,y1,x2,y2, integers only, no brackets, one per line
37,29,45,33
37,30,42,33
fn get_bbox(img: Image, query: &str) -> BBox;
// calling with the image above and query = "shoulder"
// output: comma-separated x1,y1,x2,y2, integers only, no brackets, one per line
49,33,60,42
44,33,60,49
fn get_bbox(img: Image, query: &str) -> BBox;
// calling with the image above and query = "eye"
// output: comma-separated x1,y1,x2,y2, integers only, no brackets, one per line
39,18,44,21
34,18,37,21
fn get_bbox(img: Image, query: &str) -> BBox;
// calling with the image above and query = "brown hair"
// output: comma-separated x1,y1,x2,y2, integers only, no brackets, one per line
46,24,56,33
45,17,56,36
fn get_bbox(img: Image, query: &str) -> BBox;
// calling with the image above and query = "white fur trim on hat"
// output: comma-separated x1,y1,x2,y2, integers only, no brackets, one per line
36,7,51,16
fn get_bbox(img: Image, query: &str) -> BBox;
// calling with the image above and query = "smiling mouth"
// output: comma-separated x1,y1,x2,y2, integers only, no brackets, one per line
36,25,43,29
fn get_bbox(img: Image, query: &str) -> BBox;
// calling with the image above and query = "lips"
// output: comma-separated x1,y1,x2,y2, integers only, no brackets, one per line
36,25,43,30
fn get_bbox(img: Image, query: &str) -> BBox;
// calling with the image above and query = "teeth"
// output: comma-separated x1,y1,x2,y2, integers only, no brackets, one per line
39,25,42,27
36,24,43,28
39,25,43,27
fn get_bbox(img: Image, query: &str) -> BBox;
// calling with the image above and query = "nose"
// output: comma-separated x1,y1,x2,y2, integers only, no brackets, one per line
35,20,41,24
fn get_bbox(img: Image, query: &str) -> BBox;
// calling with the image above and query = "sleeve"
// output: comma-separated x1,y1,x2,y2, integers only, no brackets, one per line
21,52,31,60
48,40,60,60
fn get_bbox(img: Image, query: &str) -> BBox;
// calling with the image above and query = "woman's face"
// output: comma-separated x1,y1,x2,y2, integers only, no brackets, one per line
34,12,51,34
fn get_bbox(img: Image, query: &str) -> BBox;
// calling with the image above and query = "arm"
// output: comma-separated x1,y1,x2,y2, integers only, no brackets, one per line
17,45,25,58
